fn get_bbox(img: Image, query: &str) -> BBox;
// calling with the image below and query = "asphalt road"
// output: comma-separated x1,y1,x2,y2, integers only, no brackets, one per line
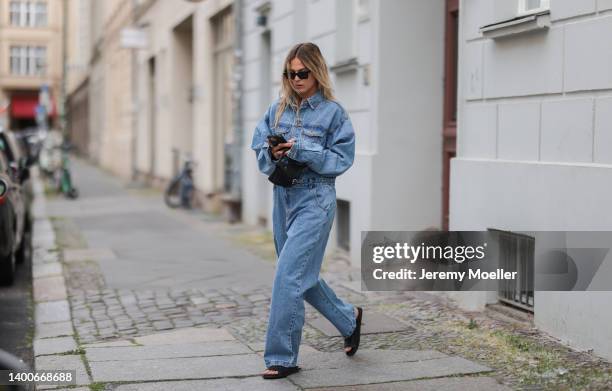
0,249,35,370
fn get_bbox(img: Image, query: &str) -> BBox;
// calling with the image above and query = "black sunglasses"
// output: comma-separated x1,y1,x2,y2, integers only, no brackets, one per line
283,69,310,80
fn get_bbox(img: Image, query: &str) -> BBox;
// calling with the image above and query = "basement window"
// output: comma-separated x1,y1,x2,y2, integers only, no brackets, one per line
480,8,550,39
518,0,550,16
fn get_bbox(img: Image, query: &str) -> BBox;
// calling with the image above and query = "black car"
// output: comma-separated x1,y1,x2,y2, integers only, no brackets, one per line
12,127,43,168
0,129,32,286
1,131,34,213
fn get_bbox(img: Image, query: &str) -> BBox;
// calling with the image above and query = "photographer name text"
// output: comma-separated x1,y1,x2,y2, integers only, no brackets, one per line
372,268,517,281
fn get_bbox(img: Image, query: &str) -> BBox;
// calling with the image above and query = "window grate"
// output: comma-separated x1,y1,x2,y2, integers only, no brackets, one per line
336,200,350,251
492,229,534,312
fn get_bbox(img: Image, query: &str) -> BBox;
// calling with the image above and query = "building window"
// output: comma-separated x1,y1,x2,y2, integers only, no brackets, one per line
10,1,20,25
336,200,350,251
334,0,357,63
10,45,46,76
32,46,47,74
9,1,47,27
518,0,550,15
34,2,47,26
10,48,18,74
356,0,369,22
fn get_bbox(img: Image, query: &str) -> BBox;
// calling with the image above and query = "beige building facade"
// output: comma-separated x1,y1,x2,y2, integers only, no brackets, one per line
87,0,135,177
73,0,237,190
65,0,90,155
133,0,236,210
0,0,64,130
64,0,144,177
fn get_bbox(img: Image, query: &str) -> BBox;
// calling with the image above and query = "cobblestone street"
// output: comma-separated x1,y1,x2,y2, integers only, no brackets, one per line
29,159,611,390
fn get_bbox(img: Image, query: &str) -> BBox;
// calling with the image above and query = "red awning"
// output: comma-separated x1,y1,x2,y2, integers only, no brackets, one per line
10,95,56,119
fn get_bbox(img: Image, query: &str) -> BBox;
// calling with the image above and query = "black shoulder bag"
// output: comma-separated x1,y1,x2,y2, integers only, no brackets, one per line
268,155,307,187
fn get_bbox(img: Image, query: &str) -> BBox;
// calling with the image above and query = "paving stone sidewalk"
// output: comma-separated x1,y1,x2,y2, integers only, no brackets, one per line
30,160,611,390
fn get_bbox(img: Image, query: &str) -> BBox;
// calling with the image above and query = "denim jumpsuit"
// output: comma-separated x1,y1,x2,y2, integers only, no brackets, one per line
251,89,357,368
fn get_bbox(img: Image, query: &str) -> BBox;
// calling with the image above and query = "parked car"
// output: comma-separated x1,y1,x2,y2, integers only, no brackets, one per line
12,127,43,168
0,129,32,286
1,130,34,210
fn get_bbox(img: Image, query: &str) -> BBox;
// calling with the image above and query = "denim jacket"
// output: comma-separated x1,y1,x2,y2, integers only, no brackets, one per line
250,89,355,179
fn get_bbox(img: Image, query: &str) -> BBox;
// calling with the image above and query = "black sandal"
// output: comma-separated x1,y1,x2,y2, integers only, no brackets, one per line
262,365,301,379
344,306,363,356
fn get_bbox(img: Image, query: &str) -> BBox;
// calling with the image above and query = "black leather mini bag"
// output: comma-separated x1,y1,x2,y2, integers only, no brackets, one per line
268,155,307,187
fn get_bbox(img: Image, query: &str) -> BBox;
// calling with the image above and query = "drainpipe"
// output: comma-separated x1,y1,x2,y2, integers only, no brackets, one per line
60,0,68,136
231,0,243,202
130,0,139,181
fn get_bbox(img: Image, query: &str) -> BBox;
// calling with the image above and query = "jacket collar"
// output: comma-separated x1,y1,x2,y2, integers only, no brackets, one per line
289,89,324,110
305,89,324,109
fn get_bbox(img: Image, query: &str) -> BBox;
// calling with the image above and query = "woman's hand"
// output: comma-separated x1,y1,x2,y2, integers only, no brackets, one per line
269,138,295,160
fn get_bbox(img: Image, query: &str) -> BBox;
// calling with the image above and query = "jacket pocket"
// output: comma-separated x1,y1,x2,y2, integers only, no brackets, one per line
302,125,326,146
273,126,290,136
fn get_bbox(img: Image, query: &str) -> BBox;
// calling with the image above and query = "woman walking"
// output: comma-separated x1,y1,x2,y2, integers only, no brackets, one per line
250,42,363,380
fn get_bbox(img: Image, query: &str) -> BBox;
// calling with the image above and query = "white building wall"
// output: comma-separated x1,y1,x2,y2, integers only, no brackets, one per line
452,0,612,360
241,1,274,228
371,0,444,232
241,0,446,267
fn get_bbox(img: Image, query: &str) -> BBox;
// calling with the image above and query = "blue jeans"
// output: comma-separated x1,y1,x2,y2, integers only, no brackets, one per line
264,177,357,368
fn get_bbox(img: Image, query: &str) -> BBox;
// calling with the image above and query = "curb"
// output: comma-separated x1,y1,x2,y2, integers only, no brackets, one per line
30,169,92,389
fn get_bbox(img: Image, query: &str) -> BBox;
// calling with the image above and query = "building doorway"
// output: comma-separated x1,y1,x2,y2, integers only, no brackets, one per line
172,15,195,169
212,6,235,194
147,56,156,179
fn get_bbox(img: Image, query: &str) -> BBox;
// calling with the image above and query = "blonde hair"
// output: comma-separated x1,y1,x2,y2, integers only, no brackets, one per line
273,42,335,129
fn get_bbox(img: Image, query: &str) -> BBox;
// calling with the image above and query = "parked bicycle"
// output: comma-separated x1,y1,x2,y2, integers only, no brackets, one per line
164,158,195,209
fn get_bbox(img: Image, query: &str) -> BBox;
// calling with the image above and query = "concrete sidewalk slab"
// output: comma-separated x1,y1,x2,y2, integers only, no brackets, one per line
34,321,74,339
309,310,415,337
114,377,300,390
51,388,90,391
33,221,54,239
33,251,59,265
82,340,136,348
32,262,63,278
307,376,512,390
248,341,318,354
33,275,67,302
133,326,235,346
35,354,90,386
63,248,117,263
89,353,264,382
85,341,251,361
298,349,448,370
290,356,492,388
35,300,71,324
34,336,77,356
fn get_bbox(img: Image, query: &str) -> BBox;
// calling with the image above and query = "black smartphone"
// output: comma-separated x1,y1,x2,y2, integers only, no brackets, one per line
267,134,288,147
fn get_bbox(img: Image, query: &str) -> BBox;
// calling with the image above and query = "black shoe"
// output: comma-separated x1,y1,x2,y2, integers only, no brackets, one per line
262,365,301,379
344,306,363,356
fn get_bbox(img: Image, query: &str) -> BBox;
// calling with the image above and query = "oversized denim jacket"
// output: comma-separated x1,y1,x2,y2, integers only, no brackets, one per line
250,89,355,179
